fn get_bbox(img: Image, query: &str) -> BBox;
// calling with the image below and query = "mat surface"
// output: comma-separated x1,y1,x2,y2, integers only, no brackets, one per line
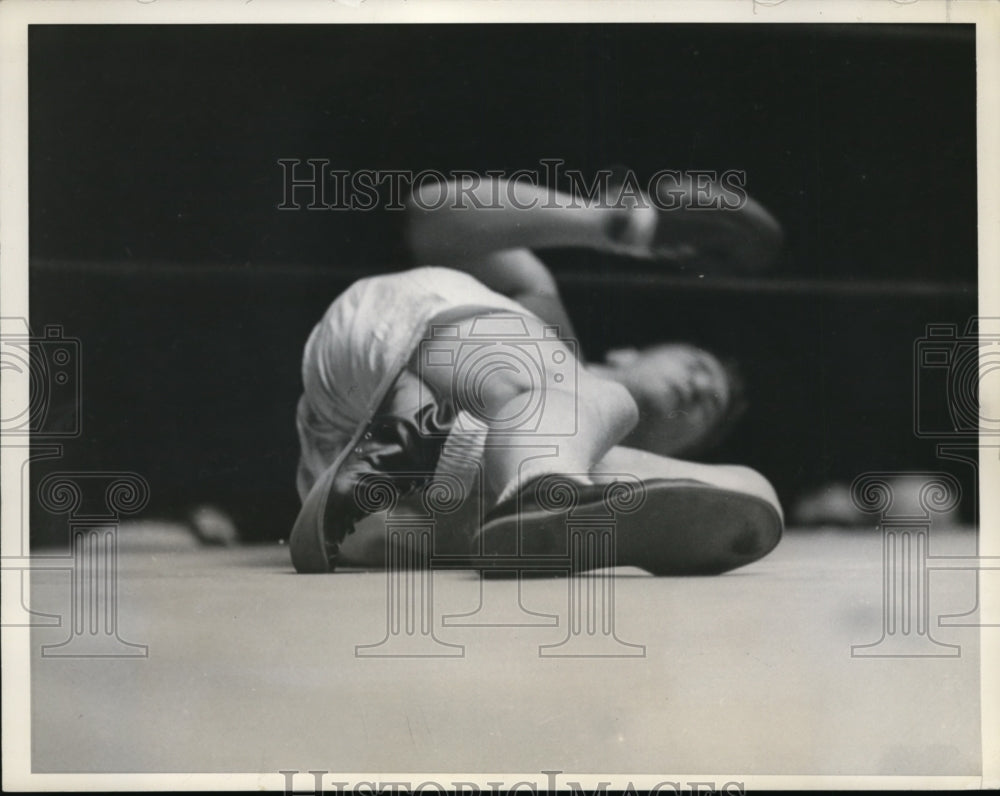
29,526,982,776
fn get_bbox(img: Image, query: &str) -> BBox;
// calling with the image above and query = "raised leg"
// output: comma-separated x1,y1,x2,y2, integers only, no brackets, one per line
404,178,649,265
413,309,639,506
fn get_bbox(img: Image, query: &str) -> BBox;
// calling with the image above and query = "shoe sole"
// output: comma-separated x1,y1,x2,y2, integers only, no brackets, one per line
289,462,339,573
473,479,783,576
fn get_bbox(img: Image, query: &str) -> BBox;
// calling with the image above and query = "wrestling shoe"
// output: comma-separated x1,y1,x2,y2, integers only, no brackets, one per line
602,167,784,273
472,474,783,576
289,401,453,573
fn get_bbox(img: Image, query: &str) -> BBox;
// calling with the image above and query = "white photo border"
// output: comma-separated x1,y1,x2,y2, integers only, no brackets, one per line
1,0,997,791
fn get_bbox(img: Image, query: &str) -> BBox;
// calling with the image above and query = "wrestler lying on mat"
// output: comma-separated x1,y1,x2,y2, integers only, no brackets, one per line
290,175,785,575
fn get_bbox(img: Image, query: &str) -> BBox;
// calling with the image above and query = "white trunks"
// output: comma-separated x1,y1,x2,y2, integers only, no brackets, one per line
295,266,531,503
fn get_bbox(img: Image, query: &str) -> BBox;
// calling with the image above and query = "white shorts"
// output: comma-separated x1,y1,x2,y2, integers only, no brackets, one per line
295,266,531,502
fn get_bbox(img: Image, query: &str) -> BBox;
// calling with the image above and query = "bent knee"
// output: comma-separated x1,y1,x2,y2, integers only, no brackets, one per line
589,375,639,439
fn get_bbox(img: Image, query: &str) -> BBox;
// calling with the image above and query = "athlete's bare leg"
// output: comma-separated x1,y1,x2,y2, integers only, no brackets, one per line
413,309,638,503
404,178,655,266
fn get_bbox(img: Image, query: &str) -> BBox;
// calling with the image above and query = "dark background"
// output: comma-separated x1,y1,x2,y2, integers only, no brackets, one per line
28,24,978,543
